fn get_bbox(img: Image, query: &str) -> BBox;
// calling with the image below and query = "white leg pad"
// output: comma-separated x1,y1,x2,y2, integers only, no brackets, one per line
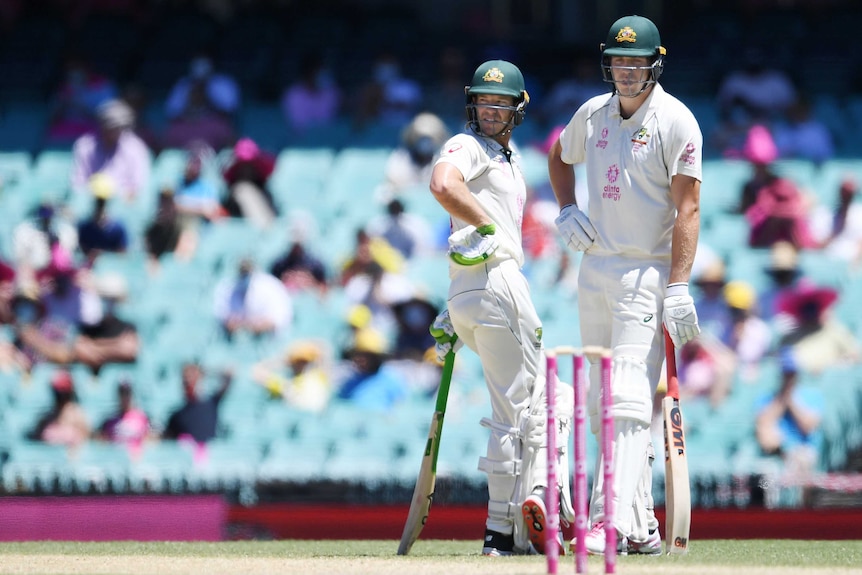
631,441,658,541
479,417,523,539
589,355,653,434
588,418,650,539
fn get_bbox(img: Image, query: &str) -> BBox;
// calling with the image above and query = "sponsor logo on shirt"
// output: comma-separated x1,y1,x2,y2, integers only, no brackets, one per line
603,164,621,201
445,143,462,154
596,127,609,149
681,142,697,165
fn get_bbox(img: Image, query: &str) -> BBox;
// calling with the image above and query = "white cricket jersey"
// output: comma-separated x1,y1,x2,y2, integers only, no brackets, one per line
435,131,527,267
559,83,702,260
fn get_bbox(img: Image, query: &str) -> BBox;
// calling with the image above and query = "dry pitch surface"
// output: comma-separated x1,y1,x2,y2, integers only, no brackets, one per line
0,540,860,575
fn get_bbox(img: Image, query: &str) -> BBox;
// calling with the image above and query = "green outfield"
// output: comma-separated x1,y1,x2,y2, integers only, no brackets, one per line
0,540,860,574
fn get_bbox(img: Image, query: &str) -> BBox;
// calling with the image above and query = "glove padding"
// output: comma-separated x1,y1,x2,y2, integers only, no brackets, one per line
430,308,463,363
448,223,499,266
555,204,597,253
663,283,701,348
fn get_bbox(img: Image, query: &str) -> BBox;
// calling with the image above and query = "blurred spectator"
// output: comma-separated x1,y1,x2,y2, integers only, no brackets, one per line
76,173,130,265
70,98,152,202
721,280,773,380
173,143,223,255
120,82,162,153
220,137,278,228
281,52,341,132
809,177,862,266
366,198,435,260
45,53,118,145
28,368,91,448
375,112,450,201
96,379,151,458
390,296,439,361
252,339,332,414
343,260,415,338
144,188,193,269
692,259,731,338
163,52,239,151
163,362,232,445
737,124,781,214
772,96,835,165
213,258,293,341
715,47,797,157
743,127,815,249
269,238,329,295
759,241,805,326
677,336,735,408
13,202,79,290
777,282,860,374
355,51,423,129
338,228,405,287
334,327,406,412
18,272,139,374
0,259,16,326
755,350,824,475
166,52,240,121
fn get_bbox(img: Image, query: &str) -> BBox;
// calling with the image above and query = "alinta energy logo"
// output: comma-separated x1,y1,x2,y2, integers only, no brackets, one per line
603,164,621,201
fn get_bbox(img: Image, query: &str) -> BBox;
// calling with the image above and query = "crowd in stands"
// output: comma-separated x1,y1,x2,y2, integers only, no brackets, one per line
0,2,861,492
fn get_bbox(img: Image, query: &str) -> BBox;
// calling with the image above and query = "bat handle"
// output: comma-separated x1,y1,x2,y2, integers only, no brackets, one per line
663,328,679,400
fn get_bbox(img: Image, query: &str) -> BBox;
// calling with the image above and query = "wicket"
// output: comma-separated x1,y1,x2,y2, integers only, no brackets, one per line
545,346,615,574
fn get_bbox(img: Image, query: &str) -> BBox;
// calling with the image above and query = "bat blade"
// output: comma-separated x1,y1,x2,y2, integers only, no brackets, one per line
662,395,691,555
663,329,691,555
397,411,442,555
397,347,456,555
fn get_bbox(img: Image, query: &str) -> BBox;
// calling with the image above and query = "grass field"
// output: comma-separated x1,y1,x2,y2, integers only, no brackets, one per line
0,540,860,575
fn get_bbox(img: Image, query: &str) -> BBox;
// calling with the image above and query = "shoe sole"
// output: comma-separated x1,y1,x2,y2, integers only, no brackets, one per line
521,496,565,556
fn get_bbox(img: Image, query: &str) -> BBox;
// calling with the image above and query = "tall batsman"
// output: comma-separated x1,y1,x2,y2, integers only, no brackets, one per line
548,15,702,554
429,60,574,556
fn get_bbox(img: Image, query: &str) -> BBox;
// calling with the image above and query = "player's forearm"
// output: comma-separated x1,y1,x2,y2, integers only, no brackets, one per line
431,177,492,228
547,143,577,208
669,193,699,285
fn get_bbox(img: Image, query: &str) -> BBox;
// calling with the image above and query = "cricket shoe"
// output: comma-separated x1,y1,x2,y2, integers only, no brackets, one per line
521,488,565,556
581,522,612,555
624,528,662,555
576,523,662,556
482,529,515,557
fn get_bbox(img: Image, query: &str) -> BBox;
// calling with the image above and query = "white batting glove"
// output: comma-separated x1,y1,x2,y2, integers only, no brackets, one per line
663,283,701,348
429,308,463,363
448,223,499,266
555,204,597,253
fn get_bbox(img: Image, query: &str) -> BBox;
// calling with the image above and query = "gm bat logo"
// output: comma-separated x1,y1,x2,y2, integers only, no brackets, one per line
674,536,688,548
421,493,434,525
669,405,685,456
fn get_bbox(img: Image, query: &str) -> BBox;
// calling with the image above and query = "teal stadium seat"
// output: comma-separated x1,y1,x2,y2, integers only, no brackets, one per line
127,441,195,493
269,148,335,218
2,441,71,493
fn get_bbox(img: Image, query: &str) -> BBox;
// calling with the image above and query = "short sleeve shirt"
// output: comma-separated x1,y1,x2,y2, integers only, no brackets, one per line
559,84,702,259
434,132,527,267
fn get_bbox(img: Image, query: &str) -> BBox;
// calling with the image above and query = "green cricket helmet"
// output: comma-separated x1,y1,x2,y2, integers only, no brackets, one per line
465,60,530,131
600,15,666,88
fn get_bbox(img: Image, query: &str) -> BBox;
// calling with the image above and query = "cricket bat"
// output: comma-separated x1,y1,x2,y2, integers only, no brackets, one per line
662,329,691,555
397,345,457,555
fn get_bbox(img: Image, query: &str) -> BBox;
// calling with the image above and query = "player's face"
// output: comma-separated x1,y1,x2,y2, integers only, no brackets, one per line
609,56,652,98
474,94,516,136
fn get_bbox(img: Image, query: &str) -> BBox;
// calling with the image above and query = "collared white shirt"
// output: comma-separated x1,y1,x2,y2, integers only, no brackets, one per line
559,83,702,259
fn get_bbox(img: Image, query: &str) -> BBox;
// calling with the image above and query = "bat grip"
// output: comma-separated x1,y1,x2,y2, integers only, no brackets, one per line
663,328,679,400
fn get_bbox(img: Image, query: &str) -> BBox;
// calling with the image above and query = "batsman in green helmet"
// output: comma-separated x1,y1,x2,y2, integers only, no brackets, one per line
548,14,704,556
429,60,576,557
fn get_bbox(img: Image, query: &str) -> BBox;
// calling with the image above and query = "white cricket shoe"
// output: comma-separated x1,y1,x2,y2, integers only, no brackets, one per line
582,522,612,555
521,488,565,556
625,528,662,555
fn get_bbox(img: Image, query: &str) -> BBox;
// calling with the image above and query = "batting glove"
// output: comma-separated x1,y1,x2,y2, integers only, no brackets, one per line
448,223,499,266
430,308,463,363
555,204,597,253
663,283,701,348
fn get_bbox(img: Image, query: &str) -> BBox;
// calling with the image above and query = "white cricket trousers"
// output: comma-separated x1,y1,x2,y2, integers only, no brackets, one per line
447,258,544,536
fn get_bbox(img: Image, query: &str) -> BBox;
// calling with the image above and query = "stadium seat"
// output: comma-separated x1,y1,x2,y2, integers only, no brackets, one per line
2,441,71,493
68,441,132,493
127,441,196,493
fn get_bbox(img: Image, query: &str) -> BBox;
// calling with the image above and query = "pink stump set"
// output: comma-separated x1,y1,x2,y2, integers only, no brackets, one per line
545,346,615,574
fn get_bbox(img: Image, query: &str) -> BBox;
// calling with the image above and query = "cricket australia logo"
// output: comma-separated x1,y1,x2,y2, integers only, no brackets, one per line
603,164,621,201
483,67,505,83
616,26,637,43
